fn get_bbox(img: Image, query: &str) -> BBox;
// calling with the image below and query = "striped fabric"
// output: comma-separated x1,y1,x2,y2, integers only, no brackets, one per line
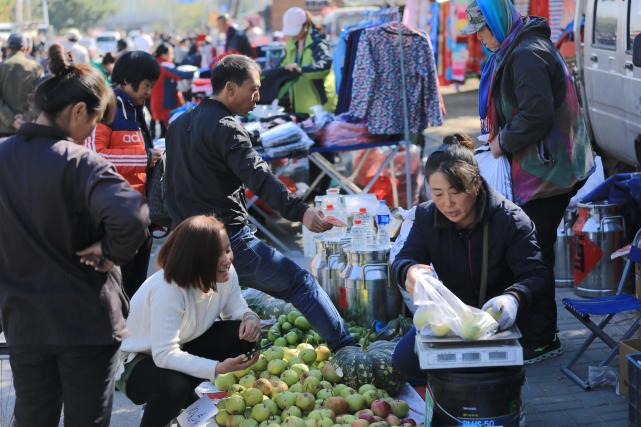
549,0,564,42
84,88,148,195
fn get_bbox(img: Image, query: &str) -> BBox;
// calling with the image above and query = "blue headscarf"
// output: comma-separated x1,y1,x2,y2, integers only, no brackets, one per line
476,0,523,135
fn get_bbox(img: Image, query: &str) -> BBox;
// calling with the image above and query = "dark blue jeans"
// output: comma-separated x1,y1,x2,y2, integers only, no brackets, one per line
392,326,427,384
230,226,354,350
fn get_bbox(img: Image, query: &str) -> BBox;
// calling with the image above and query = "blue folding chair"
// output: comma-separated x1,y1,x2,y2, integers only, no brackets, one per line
561,229,641,390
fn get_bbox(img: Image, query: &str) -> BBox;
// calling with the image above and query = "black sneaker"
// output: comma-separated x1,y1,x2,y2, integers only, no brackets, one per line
524,335,563,364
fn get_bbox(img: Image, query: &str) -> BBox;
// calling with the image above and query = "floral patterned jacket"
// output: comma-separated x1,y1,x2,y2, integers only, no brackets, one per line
351,25,443,135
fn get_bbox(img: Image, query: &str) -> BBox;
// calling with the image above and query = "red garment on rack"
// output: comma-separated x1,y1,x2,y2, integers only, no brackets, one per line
529,0,549,19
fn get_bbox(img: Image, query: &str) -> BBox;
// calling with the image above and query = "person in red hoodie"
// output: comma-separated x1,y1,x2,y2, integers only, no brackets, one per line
85,50,161,297
150,44,195,138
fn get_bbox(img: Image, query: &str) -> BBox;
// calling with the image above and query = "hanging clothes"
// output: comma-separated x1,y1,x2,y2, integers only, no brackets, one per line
549,0,565,42
513,0,530,17
335,28,364,115
529,0,549,19
350,24,443,135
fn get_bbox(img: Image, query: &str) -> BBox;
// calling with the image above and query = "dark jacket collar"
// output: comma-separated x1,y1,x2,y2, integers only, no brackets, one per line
206,98,234,116
433,179,500,230
17,123,70,142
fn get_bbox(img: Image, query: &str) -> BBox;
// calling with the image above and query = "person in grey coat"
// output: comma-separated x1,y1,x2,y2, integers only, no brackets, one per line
0,33,43,136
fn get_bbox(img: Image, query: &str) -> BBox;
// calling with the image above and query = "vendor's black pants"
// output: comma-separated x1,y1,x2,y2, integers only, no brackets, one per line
121,234,153,298
519,191,573,348
126,320,253,427
10,344,120,427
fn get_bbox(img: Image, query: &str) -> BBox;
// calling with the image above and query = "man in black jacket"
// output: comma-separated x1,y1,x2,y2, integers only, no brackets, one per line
217,15,254,57
165,54,354,350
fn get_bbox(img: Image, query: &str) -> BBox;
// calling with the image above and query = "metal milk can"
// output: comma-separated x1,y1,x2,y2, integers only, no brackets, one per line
554,209,576,288
572,202,628,297
339,246,402,325
310,238,330,293
326,237,350,311
310,237,349,301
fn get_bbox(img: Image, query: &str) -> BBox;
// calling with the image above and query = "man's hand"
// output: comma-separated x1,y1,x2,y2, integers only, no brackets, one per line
76,242,114,272
303,208,332,233
489,135,504,158
405,264,434,297
284,63,302,73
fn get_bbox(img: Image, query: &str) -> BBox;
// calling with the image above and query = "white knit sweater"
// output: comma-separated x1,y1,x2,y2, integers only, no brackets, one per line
117,266,251,380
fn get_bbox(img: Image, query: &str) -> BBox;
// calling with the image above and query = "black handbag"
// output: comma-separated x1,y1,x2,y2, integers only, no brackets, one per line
147,153,171,238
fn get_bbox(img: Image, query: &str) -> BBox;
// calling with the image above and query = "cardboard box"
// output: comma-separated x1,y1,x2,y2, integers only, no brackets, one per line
619,339,641,397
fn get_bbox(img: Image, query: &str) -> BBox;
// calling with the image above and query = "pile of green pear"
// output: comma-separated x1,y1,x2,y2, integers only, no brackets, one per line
213,343,419,427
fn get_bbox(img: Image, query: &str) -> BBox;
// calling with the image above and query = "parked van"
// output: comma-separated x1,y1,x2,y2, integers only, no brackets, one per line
96,31,120,55
576,0,641,169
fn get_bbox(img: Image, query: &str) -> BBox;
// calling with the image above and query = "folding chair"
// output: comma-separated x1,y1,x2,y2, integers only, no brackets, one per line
561,228,641,389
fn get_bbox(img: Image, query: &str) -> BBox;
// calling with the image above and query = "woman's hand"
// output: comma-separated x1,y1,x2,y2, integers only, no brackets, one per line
149,149,162,167
489,135,504,158
405,264,434,297
284,63,302,73
239,313,261,342
77,242,114,272
215,352,259,375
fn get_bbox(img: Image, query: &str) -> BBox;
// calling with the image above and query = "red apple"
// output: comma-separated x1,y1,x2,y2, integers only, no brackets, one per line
371,400,391,418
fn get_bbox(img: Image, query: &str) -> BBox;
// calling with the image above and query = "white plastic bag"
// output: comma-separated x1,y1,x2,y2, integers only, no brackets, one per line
413,272,499,340
475,144,513,201
570,155,604,208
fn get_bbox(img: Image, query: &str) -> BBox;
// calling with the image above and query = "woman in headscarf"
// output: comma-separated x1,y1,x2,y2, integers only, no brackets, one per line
460,0,593,363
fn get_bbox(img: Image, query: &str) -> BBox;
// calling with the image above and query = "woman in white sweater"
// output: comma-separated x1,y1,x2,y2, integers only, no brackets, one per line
116,215,261,426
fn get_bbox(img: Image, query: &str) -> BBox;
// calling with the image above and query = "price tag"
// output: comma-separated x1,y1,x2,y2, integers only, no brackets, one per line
176,396,218,427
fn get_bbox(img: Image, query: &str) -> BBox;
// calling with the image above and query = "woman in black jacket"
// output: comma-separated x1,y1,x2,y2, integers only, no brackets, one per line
461,0,594,361
0,44,149,427
391,135,550,380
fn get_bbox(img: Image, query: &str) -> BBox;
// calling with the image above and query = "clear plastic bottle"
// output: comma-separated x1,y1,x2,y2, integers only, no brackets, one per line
326,188,346,237
350,217,364,250
323,203,338,238
359,207,375,248
375,200,391,248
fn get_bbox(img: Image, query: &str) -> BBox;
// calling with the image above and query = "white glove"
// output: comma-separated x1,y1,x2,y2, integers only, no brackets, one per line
482,294,519,330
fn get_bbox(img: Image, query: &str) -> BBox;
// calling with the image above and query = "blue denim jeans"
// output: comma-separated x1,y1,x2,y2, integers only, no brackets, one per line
230,226,354,350
392,326,427,384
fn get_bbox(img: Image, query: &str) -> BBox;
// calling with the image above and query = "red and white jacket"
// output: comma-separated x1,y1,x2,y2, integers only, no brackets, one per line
84,88,149,195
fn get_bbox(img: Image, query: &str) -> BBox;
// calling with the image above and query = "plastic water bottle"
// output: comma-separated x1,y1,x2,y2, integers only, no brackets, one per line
351,218,364,250
325,188,347,238
323,203,338,238
375,200,391,248
359,207,375,248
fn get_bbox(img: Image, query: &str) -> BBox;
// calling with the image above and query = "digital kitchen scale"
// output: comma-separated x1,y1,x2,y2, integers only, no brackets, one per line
415,326,524,369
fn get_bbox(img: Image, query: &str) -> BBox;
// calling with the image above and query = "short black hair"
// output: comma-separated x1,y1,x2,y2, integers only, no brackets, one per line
210,54,260,94
111,50,160,90
154,43,171,58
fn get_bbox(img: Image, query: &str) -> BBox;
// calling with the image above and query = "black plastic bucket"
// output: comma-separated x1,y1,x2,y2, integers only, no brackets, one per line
427,366,525,427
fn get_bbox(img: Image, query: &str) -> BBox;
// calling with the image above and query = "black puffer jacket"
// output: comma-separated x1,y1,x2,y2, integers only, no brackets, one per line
391,180,549,310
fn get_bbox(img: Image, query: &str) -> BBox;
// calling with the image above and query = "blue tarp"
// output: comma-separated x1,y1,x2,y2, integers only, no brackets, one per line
581,173,641,208
581,173,641,235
